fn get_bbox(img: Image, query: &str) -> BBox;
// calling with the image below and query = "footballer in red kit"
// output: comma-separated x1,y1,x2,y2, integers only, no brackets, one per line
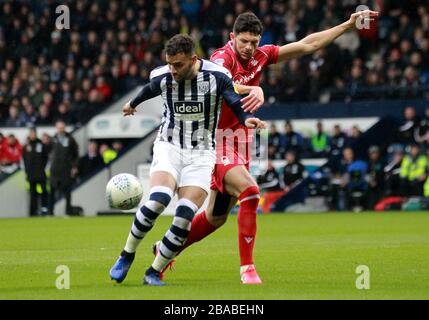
155,9,379,285
210,41,279,194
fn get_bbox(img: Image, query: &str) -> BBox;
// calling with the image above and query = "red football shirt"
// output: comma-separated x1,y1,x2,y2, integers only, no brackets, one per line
210,41,279,134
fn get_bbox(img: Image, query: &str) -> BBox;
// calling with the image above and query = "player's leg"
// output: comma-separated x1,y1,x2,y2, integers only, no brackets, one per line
144,185,207,286
110,141,178,283
223,165,262,284
182,189,237,250
124,171,176,253
110,171,176,283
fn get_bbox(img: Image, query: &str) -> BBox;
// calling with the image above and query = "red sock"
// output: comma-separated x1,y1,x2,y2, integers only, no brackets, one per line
238,186,260,267
182,211,217,250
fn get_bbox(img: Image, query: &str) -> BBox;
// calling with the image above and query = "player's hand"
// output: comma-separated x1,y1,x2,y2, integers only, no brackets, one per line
241,87,264,114
245,118,267,129
347,9,379,29
123,101,136,117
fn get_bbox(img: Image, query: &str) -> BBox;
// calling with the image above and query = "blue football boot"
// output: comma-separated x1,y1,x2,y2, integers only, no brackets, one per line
143,267,166,286
110,250,135,283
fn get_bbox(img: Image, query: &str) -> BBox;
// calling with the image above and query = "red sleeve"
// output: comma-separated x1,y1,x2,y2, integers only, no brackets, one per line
6,143,23,163
260,45,280,65
210,50,234,72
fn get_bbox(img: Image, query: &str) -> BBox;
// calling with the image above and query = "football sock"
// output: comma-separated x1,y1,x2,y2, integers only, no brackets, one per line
124,186,174,254
152,198,198,272
237,185,260,266
181,211,217,250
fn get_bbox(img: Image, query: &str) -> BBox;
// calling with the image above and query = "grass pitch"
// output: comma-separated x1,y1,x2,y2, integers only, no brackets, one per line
0,212,428,300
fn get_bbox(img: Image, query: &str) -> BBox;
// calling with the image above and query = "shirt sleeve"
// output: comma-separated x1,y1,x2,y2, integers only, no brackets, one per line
210,50,234,72
215,72,252,125
129,75,163,108
260,45,280,65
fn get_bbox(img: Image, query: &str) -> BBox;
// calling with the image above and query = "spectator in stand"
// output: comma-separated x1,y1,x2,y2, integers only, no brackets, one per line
23,128,49,216
399,144,427,196
19,97,37,126
6,105,24,127
397,106,420,145
257,160,284,213
268,145,282,160
330,147,367,211
0,134,23,177
112,140,124,155
424,175,429,198
268,123,282,159
282,59,306,101
415,106,429,146
281,121,304,157
1,1,429,128
99,143,117,165
48,120,79,216
310,121,330,157
78,141,104,178
366,145,385,209
95,76,112,102
55,101,74,125
283,150,305,192
348,125,362,147
384,147,404,197
330,124,348,158
36,103,54,125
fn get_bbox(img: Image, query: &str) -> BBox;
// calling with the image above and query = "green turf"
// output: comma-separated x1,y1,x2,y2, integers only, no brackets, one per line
0,212,428,300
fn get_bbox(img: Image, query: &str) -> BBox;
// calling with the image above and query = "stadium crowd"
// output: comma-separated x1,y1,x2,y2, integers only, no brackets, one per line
1,0,429,214
2,104,429,215
262,105,429,212
2,0,429,128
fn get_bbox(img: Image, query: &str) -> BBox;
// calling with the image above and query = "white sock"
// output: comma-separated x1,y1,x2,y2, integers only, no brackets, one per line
152,252,173,272
124,232,140,254
240,264,254,273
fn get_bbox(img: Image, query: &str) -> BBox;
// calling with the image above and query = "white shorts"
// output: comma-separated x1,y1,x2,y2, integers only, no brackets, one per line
150,141,216,194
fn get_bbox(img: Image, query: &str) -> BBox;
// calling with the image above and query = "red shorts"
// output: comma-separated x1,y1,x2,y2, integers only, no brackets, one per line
210,142,251,194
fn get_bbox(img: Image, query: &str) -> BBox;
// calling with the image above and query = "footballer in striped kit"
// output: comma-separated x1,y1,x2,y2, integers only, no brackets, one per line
109,34,266,286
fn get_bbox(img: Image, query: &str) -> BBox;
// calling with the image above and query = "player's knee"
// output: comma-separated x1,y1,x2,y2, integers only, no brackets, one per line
176,198,199,222
145,186,174,213
238,185,260,200
207,213,228,228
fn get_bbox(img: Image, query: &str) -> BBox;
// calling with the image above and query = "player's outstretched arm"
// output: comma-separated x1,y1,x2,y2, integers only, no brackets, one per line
277,9,379,62
123,101,136,116
222,79,266,129
123,78,162,117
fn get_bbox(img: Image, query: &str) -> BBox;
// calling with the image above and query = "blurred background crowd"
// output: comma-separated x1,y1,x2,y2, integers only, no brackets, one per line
1,0,429,128
1,0,429,215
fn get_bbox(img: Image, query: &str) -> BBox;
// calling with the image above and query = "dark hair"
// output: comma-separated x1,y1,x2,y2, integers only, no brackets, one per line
165,34,195,56
233,12,263,35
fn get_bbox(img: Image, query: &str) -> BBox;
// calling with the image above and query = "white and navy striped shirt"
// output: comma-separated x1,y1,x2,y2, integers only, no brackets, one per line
130,59,250,150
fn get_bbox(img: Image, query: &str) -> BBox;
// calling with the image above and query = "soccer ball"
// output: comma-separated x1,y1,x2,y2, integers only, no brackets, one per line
106,173,143,210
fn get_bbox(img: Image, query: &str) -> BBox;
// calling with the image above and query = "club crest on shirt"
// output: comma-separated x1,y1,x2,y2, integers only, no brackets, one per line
250,58,258,66
198,81,210,94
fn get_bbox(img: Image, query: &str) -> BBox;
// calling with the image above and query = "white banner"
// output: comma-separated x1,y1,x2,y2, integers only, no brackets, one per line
87,114,159,139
